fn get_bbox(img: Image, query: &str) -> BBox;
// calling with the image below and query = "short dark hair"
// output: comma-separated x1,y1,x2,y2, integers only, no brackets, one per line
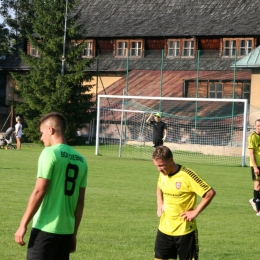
152,146,173,160
39,112,67,134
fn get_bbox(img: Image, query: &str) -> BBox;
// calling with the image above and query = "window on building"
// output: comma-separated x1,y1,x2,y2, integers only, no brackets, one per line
82,41,93,57
130,41,141,56
70,41,77,47
185,80,251,99
183,40,194,56
243,83,250,100
30,46,40,57
210,83,222,98
167,39,194,57
223,38,254,57
116,41,128,56
223,40,236,57
168,40,180,57
240,40,252,56
115,39,143,57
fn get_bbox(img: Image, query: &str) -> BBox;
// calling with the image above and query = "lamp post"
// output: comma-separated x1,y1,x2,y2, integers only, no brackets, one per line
61,0,68,77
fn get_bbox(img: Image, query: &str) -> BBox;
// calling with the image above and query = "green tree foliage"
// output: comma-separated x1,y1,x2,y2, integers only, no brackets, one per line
0,0,32,44
10,0,95,143
0,22,12,56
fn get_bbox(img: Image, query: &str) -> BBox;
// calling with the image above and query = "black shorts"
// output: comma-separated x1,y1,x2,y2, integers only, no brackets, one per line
27,228,73,260
251,167,260,181
153,139,164,148
154,229,199,260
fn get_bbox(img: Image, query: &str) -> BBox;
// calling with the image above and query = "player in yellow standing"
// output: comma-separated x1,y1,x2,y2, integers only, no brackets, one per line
152,146,216,260
248,119,260,216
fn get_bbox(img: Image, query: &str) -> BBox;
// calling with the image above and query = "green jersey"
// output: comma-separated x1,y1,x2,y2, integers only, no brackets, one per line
32,144,88,234
248,132,260,166
157,165,211,236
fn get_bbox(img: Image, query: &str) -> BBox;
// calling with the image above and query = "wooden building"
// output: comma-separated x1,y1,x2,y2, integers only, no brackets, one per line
0,0,260,128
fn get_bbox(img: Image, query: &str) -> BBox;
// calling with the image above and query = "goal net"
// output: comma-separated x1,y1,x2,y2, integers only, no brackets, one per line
95,95,248,166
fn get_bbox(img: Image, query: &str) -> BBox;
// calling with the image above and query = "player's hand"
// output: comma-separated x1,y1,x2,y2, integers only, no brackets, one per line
157,205,164,217
254,167,259,175
180,210,198,222
14,226,27,246
70,235,77,253
162,137,166,142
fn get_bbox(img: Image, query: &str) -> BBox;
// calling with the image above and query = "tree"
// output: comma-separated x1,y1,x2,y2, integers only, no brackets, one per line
0,0,32,45
0,22,12,57
10,0,95,143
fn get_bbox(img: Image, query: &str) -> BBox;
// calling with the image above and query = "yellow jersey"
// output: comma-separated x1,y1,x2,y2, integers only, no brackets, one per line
157,165,211,236
248,132,260,166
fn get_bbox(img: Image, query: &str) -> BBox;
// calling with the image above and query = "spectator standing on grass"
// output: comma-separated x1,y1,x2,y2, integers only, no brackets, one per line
14,116,22,150
152,145,216,260
248,119,260,216
14,112,88,260
146,112,167,148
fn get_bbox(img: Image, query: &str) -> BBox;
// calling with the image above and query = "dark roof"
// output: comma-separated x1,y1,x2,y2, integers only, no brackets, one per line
0,42,29,71
89,51,244,72
1,48,240,71
77,0,260,38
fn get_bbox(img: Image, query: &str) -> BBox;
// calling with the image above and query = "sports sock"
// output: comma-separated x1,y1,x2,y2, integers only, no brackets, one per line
254,190,260,211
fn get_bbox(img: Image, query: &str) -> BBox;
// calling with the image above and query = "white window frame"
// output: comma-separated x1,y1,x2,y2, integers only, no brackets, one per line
115,39,143,57
167,39,194,58
182,40,194,57
223,38,254,57
130,41,142,57
82,41,93,57
223,40,236,57
116,41,128,56
168,40,180,57
239,40,252,56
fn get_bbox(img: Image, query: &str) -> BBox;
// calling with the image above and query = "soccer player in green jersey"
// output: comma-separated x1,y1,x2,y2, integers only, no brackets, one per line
248,119,260,216
152,146,216,260
15,112,88,260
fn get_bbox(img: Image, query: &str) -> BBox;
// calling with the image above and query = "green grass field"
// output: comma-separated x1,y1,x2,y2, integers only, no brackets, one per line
0,144,258,259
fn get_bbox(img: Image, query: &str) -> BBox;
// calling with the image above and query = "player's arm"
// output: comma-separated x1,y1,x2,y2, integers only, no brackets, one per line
156,185,164,217
249,148,259,175
70,187,86,253
146,113,153,123
180,188,216,222
14,177,49,246
162,128,167,141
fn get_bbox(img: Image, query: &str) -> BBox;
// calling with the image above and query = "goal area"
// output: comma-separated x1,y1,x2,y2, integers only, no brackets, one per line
95,95,248,166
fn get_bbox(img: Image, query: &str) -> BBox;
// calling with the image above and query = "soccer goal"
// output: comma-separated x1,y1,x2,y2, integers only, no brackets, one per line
95,95,248,166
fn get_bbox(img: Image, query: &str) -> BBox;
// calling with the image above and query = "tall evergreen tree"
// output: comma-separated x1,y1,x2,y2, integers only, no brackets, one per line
0,0,32,44
0,22,12,56
11,0,95,143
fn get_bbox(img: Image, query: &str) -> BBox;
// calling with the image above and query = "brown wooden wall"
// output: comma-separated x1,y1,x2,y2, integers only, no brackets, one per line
186,80,250,99
198,38,220,50
146,39,165,50
96,39,113,54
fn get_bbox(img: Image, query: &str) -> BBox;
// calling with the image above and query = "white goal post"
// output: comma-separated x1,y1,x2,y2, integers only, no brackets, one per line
95,94,248,166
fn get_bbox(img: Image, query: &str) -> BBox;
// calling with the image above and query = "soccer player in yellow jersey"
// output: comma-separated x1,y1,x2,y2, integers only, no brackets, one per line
248,119,260,216
152,146,216,260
